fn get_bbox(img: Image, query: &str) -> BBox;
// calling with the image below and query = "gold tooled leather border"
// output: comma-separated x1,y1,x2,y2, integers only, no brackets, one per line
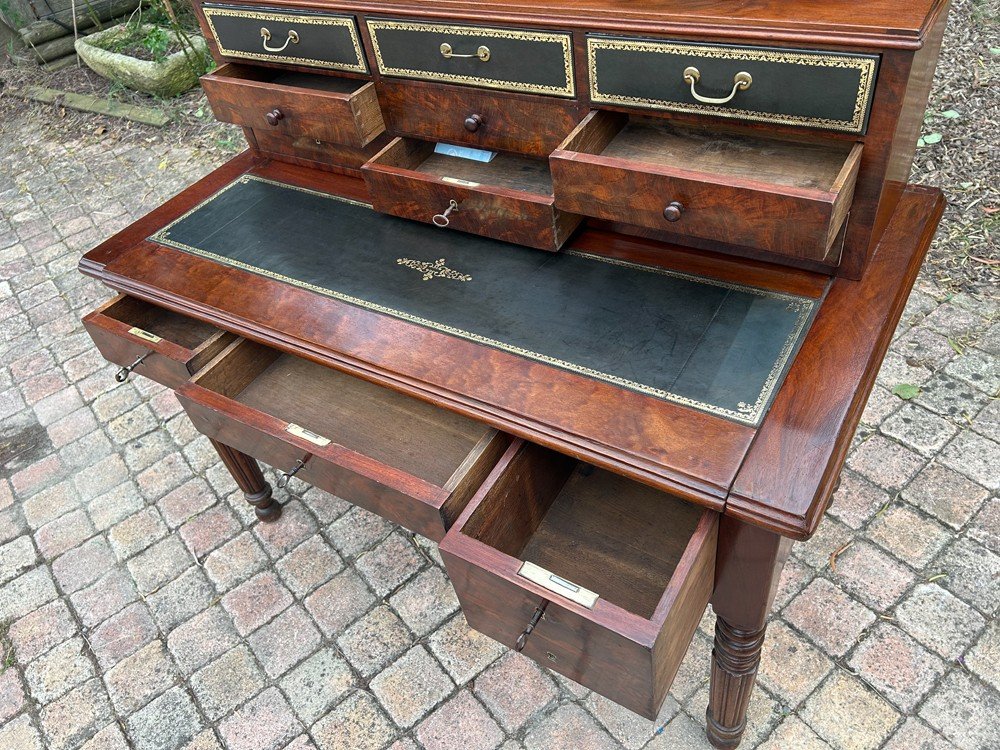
150,175,815,426
366,19,575,98
203,6,367,73
588,37,877,133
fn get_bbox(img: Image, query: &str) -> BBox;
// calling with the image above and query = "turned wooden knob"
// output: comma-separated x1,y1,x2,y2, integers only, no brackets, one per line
663,201,684,222
265,108,284,126
464,113,485,132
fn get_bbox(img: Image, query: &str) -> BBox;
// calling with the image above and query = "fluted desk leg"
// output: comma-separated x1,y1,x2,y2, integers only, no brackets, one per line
707,519,791,749
210,439,281,522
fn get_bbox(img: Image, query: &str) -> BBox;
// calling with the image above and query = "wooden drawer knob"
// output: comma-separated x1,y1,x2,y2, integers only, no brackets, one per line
265,109,285,126
464,114,485,132
663,201,684,222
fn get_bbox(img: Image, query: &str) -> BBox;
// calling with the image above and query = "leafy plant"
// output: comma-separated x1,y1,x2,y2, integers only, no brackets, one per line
142,25,172,62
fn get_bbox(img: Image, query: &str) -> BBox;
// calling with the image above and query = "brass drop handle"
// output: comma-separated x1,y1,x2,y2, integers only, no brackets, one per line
432,199,459,228
260,27,299,53
115,353,148,383
265,108,284,126
440,42,490,61
464,113,485,132
683,66,752,105
276,456,309,489
663,201,684,222
515,602,548,652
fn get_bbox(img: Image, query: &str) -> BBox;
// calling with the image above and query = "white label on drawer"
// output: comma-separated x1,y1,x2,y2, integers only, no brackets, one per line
518,561,599,609
441,176,481,188
285,423,331,447
127,327,162,343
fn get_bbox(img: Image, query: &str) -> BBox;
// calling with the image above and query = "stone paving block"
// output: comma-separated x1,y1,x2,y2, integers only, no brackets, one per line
222,571,293,636
935,538,1000,614
305,569,376,637
586,690,680,749
371,645,455,729
22,480,79,529
80,722,131,750
355,531,425,598
758,621,833,707
883,717,957,750
147,566,216,633
968,497,999,554
801,672,899,750
389,566,460,636
919,671,1000,750
108,506,167,560
417,689,504,750
191,645,266,721
48,408,98,448
0,536,37,586
0,566,58,623
252,502,318,560
783,579,877,657
7,598,77,665
299,486,352,525
337,604,414,678
0,668,26,724
137,453,192,501
902,462,989,529
826,471,890,530
167,605,241,676
89,602,158,669
217,687,302,750
181,729,224,750
0,714,46,750
973,397,1000,442
106,404,160,445
325,505,393,559
34,508,95,559
831,541,915,611
87,481,145,532
104,639,179,714
0,507,28,547
158,478,218,529
524,703,619,750
427,614,506,685
123,430,175,474
757,716,831,750
11,454,65,498
73,569,140,629
939,431,1000,490
944,348,1000,394
866,504,952,569
39,678,113,750
274,535,343,598
247,605,321,678
893,583,986,659
665,632,712,705
643,712,711,749
846,435,925,490
916,372,991,420
204,531,269,592
127,535,194,595
74,453,129,500
25,635,94,703
179,505,242,559
881,403,959,456
51,535,114,593
278,647,357,725
792,516,854,569
846,623,946,712
126,686,204,750
310,691,397,750
474,651,559,732
964,620,1000,692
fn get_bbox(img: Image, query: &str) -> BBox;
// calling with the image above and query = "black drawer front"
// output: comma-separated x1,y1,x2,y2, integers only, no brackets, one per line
588,36,878,133
203,5,367,72
367,19,575,98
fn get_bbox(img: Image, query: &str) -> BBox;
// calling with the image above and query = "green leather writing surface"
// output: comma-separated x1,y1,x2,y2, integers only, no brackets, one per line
151,175,817,425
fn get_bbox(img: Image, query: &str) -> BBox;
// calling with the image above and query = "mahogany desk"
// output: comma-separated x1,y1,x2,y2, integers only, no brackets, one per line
78,1,949,746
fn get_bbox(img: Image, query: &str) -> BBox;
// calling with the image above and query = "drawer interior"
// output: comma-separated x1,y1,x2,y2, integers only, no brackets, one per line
211,64,369,96
462,444,704,618
197,344,495,486
371,138,555,197
566,112,859,191
100,296,221,349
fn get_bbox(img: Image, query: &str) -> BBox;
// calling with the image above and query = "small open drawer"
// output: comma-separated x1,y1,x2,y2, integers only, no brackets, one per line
200,64,386,148
439,440,718,718
361,137,582,251
550,110,863,263
176,338,510,540
83,295,235,389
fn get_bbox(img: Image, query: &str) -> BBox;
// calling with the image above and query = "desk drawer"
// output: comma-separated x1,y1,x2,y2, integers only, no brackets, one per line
202,4,367,72
367,19,574,98
362,137,581,251
440,440,717,718
551,111,863,263
202,64,385,148
83,295,235,389
588,36,878,134
177,339,509,540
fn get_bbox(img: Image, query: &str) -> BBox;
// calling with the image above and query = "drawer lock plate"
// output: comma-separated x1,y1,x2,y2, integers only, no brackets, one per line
518,561,599,609
128,327,162,343
285,423,331,447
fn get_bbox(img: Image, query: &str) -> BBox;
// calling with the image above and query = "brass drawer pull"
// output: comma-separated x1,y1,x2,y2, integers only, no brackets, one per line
663,201,684,222
432,199,459,227
683,66,752,105
265,108,284,127
260,27,299,53
115,352,148,383
440,42,490,62
515,602,547,652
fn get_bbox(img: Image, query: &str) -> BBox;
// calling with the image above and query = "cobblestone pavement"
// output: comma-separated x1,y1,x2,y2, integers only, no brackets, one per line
1,35,999,750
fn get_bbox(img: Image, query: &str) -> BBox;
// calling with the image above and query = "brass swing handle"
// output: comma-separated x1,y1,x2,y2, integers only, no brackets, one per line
260,27,299,53
683,66,752,105
440,42,490,61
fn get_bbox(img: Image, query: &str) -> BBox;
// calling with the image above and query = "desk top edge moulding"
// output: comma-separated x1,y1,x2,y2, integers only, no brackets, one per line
77,0,950,745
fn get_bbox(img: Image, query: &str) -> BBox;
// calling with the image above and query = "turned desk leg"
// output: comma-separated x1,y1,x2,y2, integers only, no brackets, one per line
210,439,281,522
707,518,792,749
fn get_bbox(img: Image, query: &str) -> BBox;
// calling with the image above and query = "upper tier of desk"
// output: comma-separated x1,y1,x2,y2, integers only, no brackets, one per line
80,153,944,539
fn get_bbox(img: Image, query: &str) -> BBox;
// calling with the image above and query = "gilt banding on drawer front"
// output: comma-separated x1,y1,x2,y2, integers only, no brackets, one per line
588,36,878,133
367,19,575,97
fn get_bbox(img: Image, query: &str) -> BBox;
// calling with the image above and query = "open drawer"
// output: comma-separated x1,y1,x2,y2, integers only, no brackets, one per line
361,137,582,251
83,295,235,389
439,440,718,718
550,110,863,264
176,338,510,540
201,64,386,148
